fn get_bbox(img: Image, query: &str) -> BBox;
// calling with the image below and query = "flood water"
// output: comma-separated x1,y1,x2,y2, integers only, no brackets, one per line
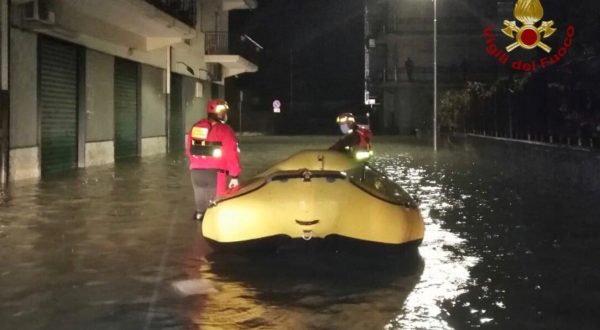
1,136,599,329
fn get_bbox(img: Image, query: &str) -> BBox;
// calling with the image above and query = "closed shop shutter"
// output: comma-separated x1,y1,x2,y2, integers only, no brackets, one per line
114,58,139,159
39,37,78,176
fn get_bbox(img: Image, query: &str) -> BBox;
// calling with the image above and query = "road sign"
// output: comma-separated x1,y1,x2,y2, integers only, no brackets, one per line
273,99,281,113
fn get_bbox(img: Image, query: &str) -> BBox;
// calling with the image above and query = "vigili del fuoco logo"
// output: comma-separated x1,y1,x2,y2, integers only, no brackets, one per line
483,0,575,72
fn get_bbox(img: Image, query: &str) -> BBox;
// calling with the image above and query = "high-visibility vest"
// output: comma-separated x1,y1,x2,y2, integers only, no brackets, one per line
189,119,223,158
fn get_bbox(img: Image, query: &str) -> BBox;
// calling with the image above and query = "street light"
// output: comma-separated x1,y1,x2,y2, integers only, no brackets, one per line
240,34,264,52
432,0,438,152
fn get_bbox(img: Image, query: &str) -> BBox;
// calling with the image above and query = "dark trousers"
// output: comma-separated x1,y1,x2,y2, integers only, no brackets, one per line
190,169,217,214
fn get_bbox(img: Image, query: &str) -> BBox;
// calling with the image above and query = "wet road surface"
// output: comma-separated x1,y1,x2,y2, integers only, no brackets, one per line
1,136,599,329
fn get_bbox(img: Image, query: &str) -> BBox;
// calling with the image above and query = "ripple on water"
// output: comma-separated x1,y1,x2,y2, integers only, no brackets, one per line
7,137,595,329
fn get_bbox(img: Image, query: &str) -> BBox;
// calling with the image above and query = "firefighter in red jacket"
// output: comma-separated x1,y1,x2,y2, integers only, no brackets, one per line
329,112,373,160
187,99,241,221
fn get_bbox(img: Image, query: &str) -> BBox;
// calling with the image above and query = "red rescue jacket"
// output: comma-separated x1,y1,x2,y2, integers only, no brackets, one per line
356,125,372,150
329,125,373,152
186,118,241,177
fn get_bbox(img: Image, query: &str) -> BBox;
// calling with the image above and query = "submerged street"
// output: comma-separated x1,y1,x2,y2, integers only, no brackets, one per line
1,136,599,329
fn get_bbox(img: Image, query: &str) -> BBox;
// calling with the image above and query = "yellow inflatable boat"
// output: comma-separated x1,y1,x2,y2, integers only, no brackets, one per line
202,150,425,252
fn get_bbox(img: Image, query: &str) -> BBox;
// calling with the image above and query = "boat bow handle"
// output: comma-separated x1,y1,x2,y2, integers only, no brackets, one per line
295,219,320,226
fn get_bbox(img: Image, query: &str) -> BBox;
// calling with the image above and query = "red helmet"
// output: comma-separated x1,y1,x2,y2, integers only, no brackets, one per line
336,112,356,125
207,99,229,119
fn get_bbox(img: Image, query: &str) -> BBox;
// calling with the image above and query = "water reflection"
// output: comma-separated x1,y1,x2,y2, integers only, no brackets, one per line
373,151,480,330
180,233,424,329
175,143,482,330
8,136,593,329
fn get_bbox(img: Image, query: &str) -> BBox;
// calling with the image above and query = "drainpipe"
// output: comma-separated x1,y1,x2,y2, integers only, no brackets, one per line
239,90,243,133
165,46,171,154
1,0,10,186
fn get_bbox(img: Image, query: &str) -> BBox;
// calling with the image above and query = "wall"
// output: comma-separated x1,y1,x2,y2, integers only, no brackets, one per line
140,64,166,156
184,79,208,130
374,0,498,135
200,0,229,33
453,134,600,191
383,0,496,69
9,29,37,148
86,50,114,142
85,49,115,167
37,0,205,79
7,0,223,181
141,64,165,138
9,29,38,181
382,83,432,135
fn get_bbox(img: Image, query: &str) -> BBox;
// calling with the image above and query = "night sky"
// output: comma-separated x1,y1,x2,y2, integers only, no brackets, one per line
228,0,365,132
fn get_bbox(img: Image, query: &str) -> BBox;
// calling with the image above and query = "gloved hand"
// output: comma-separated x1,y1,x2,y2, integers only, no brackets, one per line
228,178,239,189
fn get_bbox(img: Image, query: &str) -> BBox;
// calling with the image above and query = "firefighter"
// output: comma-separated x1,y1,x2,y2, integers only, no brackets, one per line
329,112,373,160
187,99,241,221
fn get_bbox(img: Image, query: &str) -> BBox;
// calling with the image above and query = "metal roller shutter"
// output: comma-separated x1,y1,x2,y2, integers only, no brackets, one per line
39,37,78,176
114,58,139,159
169,73,183,153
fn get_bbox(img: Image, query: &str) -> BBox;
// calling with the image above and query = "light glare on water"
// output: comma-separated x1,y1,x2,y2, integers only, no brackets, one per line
1,136,598,329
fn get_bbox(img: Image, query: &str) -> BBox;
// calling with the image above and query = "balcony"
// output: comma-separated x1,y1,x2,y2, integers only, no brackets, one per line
379,16,482,36
204,31,258,79
145,0,197,28
205,31,228,54
372,66,497,86
16,0,196,51
222,0,257,11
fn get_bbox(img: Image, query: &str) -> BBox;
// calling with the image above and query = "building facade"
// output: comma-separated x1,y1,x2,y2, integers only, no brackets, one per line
0,0,257,184
365,0,498,134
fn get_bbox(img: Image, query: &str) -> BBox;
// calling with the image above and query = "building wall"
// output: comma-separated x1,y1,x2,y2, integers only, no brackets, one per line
40,0,204,80
9,29,39,181
370,0,498,135
85,49,115,167
140,64,166,156
381,0,497,75
6,0,243,182
86,50,114,142
9,29,37,148
184,79,208,130
200,0,229,32
141,64,166,138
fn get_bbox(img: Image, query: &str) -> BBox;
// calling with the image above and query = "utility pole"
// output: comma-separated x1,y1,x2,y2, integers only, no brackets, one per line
289,49,293,114
433,0,438,152
239,90,243,133
364,2,369,107
288,0,295,116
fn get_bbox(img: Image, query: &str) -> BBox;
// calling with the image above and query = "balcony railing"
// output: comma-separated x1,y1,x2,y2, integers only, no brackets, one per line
205,31,228,54
372,66,497,84
205,31,261,65
145,0,197,28
379,16,482,35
